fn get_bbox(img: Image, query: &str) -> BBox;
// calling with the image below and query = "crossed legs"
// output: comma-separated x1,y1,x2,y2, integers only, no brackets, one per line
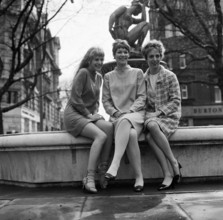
106,119,143,187
106,119,132,177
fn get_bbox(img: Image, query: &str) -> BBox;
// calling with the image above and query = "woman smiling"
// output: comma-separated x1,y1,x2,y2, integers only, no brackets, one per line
102,39,146,192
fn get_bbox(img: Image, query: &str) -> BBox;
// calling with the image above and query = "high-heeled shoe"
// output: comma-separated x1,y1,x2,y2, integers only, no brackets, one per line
82,170,97,194
104,172,116,181
173,162,182,184
82,177,97,193
133,185,144,192
157,179,175,191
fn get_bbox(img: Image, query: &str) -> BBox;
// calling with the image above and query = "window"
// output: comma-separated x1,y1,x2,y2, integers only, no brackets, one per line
31,98,35,111
37,122,40,131
47,102,50,120
32,121,36,132
2,93,8,103
24,118,29,133
165,24,173,38
214,86,222,103
23,47,34,76
181,84,188,99
175,27,184,37
42,59,52,78
165,24,184,38
5,91,18,104
179,54,186,69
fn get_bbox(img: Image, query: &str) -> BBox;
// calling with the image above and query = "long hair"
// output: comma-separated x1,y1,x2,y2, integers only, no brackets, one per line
76,47,105,72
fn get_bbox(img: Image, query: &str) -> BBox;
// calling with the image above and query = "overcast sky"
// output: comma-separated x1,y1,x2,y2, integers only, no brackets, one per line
49,0,131,87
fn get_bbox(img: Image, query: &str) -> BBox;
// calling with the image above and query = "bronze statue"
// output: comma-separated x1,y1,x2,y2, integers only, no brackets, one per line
109,0,150,53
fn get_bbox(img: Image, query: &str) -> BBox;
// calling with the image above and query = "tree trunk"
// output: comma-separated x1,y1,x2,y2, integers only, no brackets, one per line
0,108,4,134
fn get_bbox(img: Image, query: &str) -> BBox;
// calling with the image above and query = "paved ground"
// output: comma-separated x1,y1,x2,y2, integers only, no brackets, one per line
0,181,223,220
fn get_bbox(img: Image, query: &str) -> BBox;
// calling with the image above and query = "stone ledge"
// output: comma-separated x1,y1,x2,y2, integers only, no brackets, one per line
1,125,223,149
0,126,223,186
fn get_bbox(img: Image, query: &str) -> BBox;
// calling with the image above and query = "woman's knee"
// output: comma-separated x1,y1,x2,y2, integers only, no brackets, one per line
129,128,137,141
96,120,113,136
105,122,114,135
116,119,131,132
94,129,107,143
145,133,152,142
120,118,131,126
146,121,159,133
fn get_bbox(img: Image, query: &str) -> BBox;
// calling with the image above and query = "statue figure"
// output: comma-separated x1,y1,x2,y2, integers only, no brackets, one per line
108,0,150,53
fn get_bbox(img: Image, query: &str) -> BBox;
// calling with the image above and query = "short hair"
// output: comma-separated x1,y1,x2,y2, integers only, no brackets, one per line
141,39,165,60
78,47,104,71
112,39,130,57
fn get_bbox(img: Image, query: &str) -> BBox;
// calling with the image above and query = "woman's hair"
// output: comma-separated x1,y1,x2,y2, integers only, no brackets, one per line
112,39,130,56
141,39,165,60
77,47,104,71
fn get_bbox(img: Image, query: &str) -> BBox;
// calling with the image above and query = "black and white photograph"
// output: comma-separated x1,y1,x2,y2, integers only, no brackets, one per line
0,0,223,219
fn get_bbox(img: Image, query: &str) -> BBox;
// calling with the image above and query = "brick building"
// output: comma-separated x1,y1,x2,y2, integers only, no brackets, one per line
149,0,223,126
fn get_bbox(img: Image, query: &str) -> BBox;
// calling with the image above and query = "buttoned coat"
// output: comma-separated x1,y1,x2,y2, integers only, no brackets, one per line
144,65,181,138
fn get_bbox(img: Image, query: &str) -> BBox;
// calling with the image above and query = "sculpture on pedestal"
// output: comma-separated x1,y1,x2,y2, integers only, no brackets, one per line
108,0,150,57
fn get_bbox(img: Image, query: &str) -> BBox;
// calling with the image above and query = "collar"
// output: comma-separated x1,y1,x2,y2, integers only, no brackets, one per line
115,64,131,72
145,65,165,82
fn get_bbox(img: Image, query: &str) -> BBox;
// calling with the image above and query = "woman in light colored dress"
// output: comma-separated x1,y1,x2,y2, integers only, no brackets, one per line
64,47,113,193
102,39,146,192
141,39,182,191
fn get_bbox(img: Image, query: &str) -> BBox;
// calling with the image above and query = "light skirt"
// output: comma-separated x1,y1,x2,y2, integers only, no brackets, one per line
110,110,145,136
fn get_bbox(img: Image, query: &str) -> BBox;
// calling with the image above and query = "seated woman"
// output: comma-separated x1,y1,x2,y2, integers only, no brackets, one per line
63,47,113,193
141,39,182,190
102,39,146,192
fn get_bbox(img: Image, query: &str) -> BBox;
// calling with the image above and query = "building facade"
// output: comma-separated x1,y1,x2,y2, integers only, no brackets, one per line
0,0,62,134
149,0,223,126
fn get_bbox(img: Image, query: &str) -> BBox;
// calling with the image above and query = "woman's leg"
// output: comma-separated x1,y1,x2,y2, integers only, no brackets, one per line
146,121,180,175
146,133,173,186
81,122,107,172
126,128,144,187
81,122,107,193
95,120,114,163
106,119,132,177
94,120,114,188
